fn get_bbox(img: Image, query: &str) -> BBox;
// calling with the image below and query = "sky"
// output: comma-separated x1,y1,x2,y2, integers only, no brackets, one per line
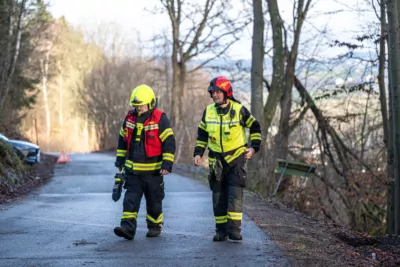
48,0,374,61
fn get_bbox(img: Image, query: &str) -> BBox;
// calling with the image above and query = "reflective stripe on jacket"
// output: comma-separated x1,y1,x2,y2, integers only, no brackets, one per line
205,102,247,162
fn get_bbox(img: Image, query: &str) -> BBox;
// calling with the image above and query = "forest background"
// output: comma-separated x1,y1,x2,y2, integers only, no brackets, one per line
1,0,399,236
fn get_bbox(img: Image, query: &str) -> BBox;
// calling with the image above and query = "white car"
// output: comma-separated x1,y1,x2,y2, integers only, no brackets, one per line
0,133,40,164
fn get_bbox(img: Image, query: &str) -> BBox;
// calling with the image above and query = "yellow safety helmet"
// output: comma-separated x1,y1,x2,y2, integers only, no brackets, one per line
129,84,156,108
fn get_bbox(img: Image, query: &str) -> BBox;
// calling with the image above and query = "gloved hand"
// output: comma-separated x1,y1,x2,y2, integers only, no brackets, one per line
115,157,125,171
112,173,124,202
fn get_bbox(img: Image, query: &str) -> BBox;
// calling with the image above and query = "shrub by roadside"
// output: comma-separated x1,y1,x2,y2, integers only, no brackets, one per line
0,140,57,204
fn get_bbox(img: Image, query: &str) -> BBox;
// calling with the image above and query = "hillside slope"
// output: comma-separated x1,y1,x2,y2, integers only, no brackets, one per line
173,164,400,267
0,140,57,203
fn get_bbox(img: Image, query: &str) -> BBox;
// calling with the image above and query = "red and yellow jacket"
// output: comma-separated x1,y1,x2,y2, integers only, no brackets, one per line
115,108,176,174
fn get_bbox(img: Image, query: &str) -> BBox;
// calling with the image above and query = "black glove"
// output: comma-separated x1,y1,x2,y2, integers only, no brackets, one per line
112,173,124,202
115,157,125,171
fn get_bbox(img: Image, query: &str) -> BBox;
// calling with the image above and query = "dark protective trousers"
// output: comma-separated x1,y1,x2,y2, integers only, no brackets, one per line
208,153,246,235
120,174,165,234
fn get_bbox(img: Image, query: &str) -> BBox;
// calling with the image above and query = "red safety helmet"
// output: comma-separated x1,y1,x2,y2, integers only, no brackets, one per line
208,76,233,98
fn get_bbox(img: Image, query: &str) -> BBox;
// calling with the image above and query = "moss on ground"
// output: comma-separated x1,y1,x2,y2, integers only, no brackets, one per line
0,140,27,187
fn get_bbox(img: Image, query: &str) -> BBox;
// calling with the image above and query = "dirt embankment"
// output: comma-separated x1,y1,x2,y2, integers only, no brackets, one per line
0,141,57,204
173,164,400,267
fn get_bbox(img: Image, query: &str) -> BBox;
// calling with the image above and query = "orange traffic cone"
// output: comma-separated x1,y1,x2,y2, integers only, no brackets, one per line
57,150,71,163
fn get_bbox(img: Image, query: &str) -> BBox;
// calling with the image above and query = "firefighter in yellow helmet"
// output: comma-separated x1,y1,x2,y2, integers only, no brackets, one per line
112,84,176,240
193,76,262,241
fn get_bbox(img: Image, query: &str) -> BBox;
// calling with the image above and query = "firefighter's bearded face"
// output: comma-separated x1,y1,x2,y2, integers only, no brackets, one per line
136,104,149,115
211,90,225,105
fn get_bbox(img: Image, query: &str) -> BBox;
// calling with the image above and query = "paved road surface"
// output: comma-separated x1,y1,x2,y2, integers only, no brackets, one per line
0,153,289,267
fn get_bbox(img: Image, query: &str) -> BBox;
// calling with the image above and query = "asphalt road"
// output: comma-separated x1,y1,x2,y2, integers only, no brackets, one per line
0,153,289,267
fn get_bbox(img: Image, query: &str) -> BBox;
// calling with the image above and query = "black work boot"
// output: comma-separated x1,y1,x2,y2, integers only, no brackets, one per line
228,232,242,241
146,229,161,237
213,222,227,241
114,226,134,240
213,233,228,242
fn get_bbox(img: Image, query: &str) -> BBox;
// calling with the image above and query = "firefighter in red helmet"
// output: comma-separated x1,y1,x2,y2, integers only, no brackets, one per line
193,76,262,241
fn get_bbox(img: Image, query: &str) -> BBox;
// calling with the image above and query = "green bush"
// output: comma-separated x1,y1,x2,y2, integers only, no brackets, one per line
0,140,26,185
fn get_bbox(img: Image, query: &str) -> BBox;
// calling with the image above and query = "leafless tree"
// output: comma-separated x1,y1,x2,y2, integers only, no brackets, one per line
158,0,251,127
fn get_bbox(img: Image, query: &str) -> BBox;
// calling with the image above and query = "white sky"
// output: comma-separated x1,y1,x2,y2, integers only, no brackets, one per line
48,0,374,60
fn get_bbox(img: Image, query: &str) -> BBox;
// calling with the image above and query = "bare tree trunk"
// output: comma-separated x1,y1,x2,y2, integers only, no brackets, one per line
385,18,395,233
58,61,63,129
185,124,192,153
274,0,311,160
274,62,292,159
174,124,185,163
251,0,264,121
264,0,285,136
171,48,181,127
380,1,390,153
386,0,400,235
360,88,372,162
385,0,396,236
40,52,51,139
179,62,186,116
247,0,265,180
166,0,182,127
163,50,172,112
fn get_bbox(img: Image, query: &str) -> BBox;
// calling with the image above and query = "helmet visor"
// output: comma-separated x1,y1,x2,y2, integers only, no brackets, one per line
131,96,146,106
208,85,222,92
